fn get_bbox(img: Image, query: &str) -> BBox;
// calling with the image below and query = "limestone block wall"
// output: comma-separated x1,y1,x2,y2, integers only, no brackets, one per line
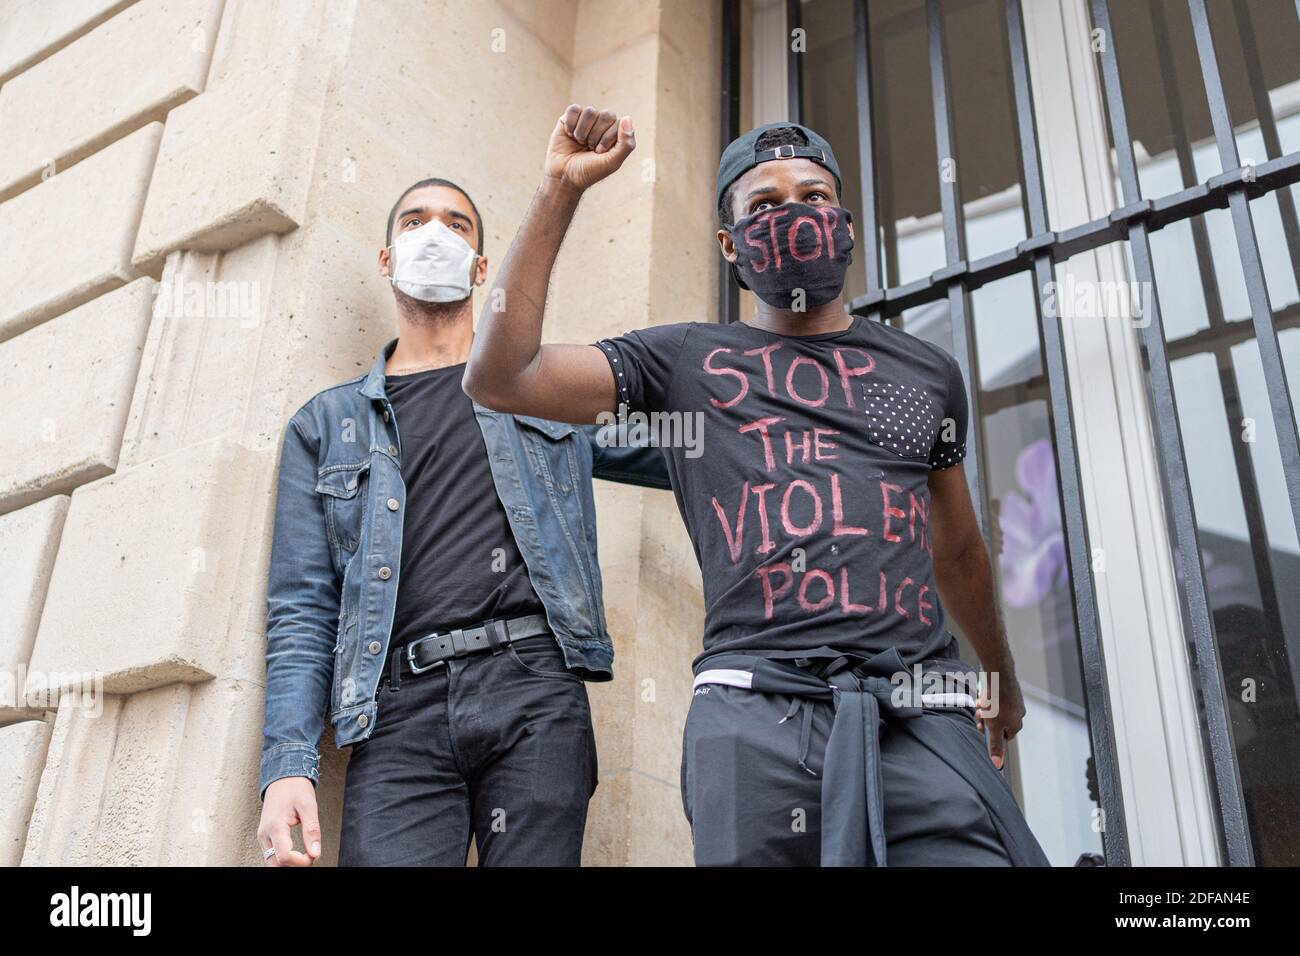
0,0,718,865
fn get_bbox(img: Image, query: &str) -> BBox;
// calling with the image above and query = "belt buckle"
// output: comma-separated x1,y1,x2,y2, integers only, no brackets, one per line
406,639,446,675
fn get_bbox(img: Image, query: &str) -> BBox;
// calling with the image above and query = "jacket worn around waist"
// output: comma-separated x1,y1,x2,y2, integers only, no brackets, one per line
694,648,1051,867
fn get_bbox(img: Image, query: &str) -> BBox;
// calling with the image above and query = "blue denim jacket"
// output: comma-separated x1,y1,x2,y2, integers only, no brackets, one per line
259,340,669,799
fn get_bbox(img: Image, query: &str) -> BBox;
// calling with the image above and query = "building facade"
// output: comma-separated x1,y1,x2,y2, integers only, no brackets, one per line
0,0,1297,866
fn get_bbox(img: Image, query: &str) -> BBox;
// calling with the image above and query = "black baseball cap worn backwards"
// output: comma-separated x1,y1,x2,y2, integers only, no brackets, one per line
715,122,843,212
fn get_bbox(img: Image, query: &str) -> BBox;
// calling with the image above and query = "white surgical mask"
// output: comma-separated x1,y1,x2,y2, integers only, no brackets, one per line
387,218,478,302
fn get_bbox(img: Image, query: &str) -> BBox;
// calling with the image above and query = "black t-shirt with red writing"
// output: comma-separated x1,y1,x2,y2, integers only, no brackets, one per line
594,314,969,669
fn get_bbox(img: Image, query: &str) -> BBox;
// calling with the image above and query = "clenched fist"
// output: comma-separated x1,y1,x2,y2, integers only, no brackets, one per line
544,104,636,194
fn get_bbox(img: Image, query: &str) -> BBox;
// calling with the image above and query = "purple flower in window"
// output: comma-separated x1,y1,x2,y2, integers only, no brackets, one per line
998,437,1068,608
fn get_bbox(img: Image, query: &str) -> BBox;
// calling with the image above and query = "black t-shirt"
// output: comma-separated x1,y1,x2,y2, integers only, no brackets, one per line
384,363,544,668
594,315,969,669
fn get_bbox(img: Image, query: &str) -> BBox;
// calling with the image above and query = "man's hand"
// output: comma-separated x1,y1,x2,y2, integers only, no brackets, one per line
258,776,321,867
544,104,635,194
976,668,1026,770
463,105,629,422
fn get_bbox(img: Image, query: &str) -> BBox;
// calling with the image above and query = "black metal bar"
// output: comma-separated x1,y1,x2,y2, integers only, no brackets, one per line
924,0,987,533
852,0,884,323
786,0,803,124
1189,0,1300,621
874,20,901,303
1148,0,1227,333
926,0,967,270
1003,0,1129,866
1052,216,1120,261
1092,0,1252,866
719,0,741,326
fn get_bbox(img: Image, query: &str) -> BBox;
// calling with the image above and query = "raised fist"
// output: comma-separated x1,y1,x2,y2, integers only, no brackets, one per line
544,104,636,193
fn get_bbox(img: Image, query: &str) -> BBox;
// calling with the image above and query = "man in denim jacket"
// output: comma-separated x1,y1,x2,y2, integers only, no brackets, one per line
256,178,667,867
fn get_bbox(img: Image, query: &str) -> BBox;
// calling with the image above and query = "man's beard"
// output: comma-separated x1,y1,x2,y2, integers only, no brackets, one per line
394,288,470,326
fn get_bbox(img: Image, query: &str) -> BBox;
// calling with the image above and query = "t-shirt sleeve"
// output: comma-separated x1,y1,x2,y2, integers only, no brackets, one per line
593,323,693,414
928,352,969,470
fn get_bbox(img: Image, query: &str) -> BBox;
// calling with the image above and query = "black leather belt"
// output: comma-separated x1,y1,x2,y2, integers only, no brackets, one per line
390,613,551,679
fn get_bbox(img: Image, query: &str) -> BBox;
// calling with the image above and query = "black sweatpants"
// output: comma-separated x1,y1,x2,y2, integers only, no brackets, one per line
681,681,1014,866
338,635,597,866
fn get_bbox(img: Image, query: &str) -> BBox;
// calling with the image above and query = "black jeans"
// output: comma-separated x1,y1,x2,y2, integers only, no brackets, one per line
338,635,598,866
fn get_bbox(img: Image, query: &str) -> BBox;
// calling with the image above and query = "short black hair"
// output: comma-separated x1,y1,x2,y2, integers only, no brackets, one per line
386,177,484,254
717,126,810,228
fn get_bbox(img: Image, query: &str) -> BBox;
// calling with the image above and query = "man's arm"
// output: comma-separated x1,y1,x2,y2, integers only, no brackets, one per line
463,104,636,423
256,415,337,866
927,463,1024,770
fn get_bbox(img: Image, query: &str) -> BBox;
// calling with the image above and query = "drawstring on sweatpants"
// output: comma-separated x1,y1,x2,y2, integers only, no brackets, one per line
778,655,857,777
778,695,818,776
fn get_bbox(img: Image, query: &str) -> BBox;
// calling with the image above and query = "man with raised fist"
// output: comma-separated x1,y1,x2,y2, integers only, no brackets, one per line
463,105,1048,867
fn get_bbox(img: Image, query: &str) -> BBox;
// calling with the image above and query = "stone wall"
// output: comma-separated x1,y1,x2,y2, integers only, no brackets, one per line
0,0,719,866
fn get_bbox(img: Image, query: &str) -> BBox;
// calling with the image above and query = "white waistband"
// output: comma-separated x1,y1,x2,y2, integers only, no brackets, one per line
693,669,976,709
693,668,753,689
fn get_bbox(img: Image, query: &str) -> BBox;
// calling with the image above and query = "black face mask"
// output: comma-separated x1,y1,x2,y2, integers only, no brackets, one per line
729,202,854,310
